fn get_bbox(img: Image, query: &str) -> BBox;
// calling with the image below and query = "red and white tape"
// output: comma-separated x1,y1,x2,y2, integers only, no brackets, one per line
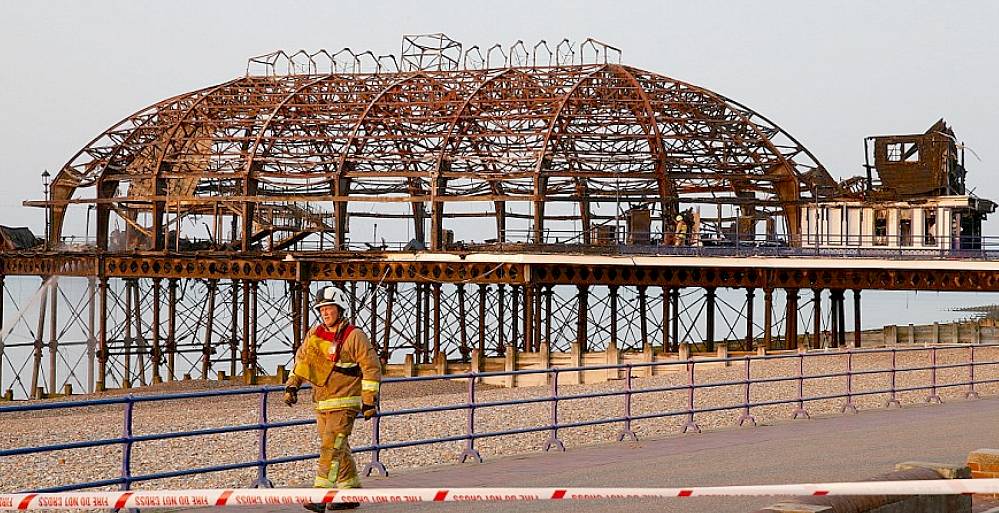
2,480,998,510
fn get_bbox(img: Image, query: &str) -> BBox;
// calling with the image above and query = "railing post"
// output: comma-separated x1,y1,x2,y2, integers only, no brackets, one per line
364,392,390,475
617,364,637,441
926,346,942,403
459,373,484,462
682,359,700,433
886,347,901,408
841,348,858,414
737,355,756,426
792,353,810,419
252,390,274,487
544,368,565,451
966,345,979,399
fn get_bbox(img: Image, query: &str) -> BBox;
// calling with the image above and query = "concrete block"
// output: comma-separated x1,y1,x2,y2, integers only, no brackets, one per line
756,346,767,357
895,461,972,479
933,322,941,344
678,342,690,360
567,342,582,385
605,340,620,380
434,352,448,375
907,323,915,344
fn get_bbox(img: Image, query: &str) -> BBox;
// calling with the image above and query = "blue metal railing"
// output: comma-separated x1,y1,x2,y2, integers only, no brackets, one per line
2,343,998,493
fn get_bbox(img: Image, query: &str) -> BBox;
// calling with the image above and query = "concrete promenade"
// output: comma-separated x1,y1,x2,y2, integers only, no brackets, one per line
185,397,999,513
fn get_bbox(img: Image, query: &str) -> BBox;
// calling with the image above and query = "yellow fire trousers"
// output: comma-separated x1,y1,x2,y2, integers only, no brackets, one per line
313,410,360,489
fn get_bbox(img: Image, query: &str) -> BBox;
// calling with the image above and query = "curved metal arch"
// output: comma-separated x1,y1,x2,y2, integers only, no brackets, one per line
335,72,453,176
148,76,253,182
433,67,552,174
241,73,340,177
607,65,678,197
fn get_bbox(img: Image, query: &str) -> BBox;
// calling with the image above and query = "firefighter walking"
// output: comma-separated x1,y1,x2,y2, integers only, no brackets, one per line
284,285,382,511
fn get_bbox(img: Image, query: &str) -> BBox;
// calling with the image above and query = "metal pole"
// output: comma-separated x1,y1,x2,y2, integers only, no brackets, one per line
671,288,680,351
511,284,520,350
638,285,648,349
123,279,132,387
230,280,239,379
576,285,588,352
432,282,441,359
457,285,469,360
370,282,379,355
763,287,773,350
201,280,217,379
661,287,670,352
167,278,178,380
133,280,146,387
414,283,423,362
151,279,161,383
838,290,847,347
97,277,108,391
242,280,251,378
853,289,862,348
544,285,553,349
0,276,4,394
785,288,799,350
609,285,619,347
745,288,755,351
477,284,486,355
382,283,395,363
48,277,58,396
705,287,716,352
523,283,533,353
87,277,96,393
30,279,48,398
497,284,506,354
812,288,822,350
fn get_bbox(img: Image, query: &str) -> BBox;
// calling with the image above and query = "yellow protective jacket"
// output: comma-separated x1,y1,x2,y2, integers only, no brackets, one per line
286,321,382,412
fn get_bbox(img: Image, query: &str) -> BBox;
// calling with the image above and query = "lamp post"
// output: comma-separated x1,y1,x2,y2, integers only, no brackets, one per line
41,170,51,249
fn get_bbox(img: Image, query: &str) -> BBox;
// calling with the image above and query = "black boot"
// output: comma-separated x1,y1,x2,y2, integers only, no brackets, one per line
303,502,326,513
327,502,360,510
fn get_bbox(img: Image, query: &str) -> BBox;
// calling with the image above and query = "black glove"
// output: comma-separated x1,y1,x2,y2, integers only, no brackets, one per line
283,386,298,406
361,402,377,420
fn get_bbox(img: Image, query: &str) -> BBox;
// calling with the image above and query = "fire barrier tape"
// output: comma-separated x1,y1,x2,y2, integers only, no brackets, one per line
2,481,998,510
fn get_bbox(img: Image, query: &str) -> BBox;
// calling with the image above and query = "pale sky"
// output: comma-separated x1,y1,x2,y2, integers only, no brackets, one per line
2,0,998,236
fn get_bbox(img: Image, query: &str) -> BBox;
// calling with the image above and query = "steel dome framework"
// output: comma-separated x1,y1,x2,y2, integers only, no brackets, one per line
4,37,891,400
48,49,833,252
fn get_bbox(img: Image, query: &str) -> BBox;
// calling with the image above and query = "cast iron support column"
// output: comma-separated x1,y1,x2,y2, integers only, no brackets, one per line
151,278,162,383
785,288,799,350
47,278,58,396
838,290,847,347
457,285,469,361
477,284,487,354
290,281,302,354
812,288,822,350
382,283,395,363
123,279,132,388
544,285,553,348
671,288,680,351
853,289,862,348
511,285,521,351
201,279,218,379
745,288,755,351
662,287,670,351
638,285,649,349
371,282,380,357
609,285,619,348
414,284,423,362
230,280,239,379
705,287,716,352
523,283,534,353
576,285,588,352
167,278,177,381
97,277,108,391
763,287,773,350
497,285,506,356
86,277,96,393
241,280,251,377
432,282,441,360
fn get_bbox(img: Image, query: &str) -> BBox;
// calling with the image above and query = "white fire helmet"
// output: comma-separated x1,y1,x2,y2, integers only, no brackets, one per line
313,285,350,315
